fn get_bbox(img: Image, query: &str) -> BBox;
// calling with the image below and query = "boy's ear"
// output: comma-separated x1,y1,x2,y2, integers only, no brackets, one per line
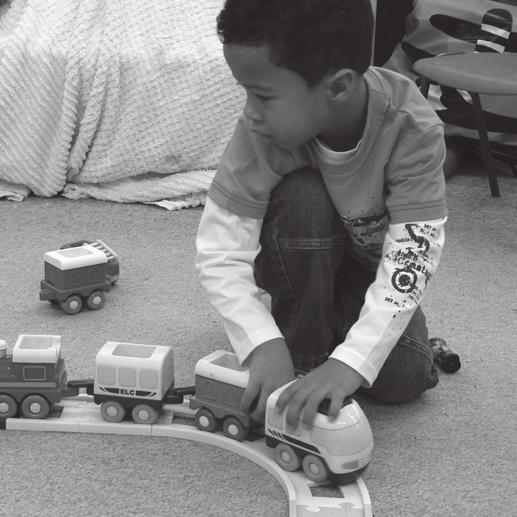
326,69,357,101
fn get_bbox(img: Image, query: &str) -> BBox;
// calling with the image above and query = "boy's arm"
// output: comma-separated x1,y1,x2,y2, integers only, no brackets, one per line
331,218,446,384
277,217,446,427
195,197,295,421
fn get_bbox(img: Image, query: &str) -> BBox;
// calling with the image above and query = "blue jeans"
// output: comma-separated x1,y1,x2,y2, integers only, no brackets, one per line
255,168,439,403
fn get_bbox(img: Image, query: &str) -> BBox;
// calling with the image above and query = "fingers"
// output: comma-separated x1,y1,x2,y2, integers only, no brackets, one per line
242,379,274,423
277,377,330,428
250,389,269,422
328,394,344,421
299,391,323,428
276,378,299,413
276,376,348,427
241,380,260,414
283,386,306,428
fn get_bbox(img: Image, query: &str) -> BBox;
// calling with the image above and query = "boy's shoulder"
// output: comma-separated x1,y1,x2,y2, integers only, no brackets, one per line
365,66,443,131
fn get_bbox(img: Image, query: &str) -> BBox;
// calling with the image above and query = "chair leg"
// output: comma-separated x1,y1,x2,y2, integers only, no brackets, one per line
471,92,501,197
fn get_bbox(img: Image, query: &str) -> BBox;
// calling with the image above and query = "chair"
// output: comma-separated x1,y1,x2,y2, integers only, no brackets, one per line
413,52,517,197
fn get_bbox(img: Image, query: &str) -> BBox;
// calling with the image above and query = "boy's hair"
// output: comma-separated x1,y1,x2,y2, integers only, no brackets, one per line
217,0,374,86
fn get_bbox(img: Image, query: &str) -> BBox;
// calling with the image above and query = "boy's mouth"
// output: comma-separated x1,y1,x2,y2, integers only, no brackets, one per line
251,129,272,141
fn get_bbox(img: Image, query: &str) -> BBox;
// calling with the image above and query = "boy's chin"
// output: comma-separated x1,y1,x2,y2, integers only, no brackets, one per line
274,137,308,151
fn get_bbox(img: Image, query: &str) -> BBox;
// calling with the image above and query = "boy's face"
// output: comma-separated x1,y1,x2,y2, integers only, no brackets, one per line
224,44,331,150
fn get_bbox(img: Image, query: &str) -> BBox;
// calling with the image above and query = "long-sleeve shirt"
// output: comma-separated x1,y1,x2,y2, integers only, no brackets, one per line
195,66,448,386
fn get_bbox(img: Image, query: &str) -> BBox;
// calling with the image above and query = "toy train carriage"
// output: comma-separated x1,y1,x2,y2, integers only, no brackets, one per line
0,335,74,419
93,341,176,425
40,243,114,315
60,239,120,284
190,350,253,441
266,384,374,483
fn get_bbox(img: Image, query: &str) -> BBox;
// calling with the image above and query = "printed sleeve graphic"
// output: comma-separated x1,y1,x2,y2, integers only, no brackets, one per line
384,222,442,307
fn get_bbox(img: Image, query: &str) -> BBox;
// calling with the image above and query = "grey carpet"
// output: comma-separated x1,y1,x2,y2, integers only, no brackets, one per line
0,165,515,517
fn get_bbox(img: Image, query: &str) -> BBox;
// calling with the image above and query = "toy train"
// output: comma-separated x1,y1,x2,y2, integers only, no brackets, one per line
0,335,374,483
190,350,374,482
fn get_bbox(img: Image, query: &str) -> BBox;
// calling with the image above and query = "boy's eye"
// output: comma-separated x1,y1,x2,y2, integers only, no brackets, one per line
253,92,274,102
237,83,274,102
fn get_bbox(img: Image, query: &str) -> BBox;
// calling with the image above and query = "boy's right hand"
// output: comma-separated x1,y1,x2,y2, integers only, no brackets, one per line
241,337,295,423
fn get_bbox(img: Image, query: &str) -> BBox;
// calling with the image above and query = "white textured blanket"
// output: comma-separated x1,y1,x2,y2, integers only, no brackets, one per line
0,0,243,206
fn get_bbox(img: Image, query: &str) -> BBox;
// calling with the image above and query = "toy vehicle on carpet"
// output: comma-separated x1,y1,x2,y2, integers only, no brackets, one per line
266,384,373,482
189,350,255,441
0,335,77,419
40,239,119,315
72,340,194,425
0,335,373,483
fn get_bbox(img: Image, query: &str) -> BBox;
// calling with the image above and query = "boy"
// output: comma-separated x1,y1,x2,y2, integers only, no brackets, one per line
196,0,447,429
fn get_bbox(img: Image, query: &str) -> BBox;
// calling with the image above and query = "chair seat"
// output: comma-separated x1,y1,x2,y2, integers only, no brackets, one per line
413,53,517,95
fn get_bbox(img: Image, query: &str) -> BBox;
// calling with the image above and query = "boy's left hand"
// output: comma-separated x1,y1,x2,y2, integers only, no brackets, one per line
276,358,364,428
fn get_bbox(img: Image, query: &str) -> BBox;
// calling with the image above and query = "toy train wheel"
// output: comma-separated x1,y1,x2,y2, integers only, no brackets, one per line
20,394,50,419
60,295,83,315
86,290,105,310
195,408,217,432
274,443,301,472
302,454,330,483
222,416,249,442
132,404,158,425
0,394,18,418
100,400,125,422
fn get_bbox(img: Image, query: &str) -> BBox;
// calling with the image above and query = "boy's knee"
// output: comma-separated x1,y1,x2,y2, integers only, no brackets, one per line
269,167,328,215
265,167,343,237
367,368,438,404
364,338,439,404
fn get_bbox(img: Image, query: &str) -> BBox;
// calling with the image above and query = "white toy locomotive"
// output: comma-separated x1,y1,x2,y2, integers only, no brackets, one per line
266,383,373,482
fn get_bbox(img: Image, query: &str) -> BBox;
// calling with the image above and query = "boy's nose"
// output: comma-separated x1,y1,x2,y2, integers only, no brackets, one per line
244,100,262,123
